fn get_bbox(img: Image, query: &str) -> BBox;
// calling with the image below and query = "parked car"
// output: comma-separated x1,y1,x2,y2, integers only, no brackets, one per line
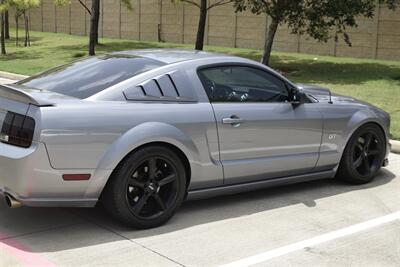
0,50,390,228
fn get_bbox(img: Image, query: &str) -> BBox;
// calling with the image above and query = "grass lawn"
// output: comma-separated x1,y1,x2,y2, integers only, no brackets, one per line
1,30,399,139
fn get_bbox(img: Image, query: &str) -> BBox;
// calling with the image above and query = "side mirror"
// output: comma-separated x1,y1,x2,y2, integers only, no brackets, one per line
289,87,301,105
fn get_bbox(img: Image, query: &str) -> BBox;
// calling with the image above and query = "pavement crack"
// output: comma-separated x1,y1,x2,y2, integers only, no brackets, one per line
0,222,85,241
73,212,186,267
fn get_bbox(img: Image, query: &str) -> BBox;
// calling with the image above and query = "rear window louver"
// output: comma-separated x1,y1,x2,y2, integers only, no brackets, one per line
123,72,195,102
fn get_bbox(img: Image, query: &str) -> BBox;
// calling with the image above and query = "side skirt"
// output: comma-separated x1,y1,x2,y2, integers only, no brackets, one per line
186,170,336,201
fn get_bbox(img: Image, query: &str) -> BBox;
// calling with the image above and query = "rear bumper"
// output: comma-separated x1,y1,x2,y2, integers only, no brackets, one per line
0,190,98,207
0,141,110,207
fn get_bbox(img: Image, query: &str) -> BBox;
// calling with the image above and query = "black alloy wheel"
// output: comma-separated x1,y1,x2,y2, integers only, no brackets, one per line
126,157,179,220
350,132,382,177
102,146,187,228
337,124,386,184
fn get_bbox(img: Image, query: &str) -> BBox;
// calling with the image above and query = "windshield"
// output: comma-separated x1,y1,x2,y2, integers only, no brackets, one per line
18,54,166,99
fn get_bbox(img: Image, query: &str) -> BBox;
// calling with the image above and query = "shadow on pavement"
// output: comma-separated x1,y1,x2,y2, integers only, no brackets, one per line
0,168,396,253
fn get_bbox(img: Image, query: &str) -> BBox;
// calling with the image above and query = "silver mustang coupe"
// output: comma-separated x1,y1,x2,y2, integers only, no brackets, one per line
0,50,390,228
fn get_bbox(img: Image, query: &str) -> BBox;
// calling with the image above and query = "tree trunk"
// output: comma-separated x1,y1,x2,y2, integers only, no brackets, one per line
24,12,29,47
26,16,30,46
261,18,279,66
94,0,100,45
89,0,100,56
5,11,9,39
15,14,19,46
1,11,6,55
195,0,207,51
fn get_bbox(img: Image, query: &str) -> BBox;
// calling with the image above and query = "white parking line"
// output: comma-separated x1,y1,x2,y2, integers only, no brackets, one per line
220,211,400,267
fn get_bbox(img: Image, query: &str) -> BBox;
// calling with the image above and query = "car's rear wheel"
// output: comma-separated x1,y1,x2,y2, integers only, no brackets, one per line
337,124,386,184
102,146,187,228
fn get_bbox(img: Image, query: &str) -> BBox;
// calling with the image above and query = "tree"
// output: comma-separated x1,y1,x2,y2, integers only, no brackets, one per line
14,8,21,45
1,0,41,47
173,0,233,50
89,0,132,55
88,0,99,55
8,0,40,47
55,0,99,44
56,0,133,55
0,0,6,54
0,0,22,46
234,0,398,66
4,10,9,39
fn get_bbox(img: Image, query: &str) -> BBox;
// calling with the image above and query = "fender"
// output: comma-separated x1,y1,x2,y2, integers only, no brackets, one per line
341,109,390,162
84,122,200,198
317,107,388,170
96,122,199,170
341,109,379,151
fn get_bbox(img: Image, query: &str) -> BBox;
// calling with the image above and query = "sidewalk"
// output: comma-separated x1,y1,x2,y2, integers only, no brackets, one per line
0,77,15,84
0,71,28,81
391,140,400,154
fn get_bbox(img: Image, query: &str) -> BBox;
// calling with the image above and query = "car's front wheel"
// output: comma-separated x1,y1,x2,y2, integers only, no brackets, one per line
337,124,386,184
102,146,187,228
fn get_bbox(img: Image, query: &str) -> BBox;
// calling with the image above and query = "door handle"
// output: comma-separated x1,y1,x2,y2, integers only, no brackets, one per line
222,116,244,126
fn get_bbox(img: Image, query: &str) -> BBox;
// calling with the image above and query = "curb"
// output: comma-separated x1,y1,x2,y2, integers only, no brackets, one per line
390,139,400,154
0,71,28,81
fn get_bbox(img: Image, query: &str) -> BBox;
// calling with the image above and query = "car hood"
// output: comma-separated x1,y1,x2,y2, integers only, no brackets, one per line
297,84,390,132
297,84,367,104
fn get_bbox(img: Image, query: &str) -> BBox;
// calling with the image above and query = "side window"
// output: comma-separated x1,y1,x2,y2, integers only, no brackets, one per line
198,66,289,103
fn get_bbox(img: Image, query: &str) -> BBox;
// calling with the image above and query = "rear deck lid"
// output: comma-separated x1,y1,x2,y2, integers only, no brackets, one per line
0,84,54,106
0,84,77,106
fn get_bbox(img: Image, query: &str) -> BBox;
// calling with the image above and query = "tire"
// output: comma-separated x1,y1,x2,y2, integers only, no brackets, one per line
336,124,386,184
102,146,187,228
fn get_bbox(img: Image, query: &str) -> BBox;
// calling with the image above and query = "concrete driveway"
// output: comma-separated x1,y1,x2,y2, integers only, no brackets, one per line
0,77,399,266
0,153,399,267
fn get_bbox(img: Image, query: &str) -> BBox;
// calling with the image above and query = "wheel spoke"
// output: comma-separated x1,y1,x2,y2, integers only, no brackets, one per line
353,156,363,168
148,158,157,180
153,194,167,211
129,179,145,189
364,133,372,149
362,157,371,175
356,143,364,152
368,149,380,156
127,192,138,202
132,193,151,214
159,173,176,187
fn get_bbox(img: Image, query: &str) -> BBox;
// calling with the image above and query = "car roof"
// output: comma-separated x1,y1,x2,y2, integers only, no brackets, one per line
112,49,237,64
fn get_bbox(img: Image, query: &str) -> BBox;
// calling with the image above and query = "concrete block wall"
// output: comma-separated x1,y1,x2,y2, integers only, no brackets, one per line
377,6,400,59
7,0,400,60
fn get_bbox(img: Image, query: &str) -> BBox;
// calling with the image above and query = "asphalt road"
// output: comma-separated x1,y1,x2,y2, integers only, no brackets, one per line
0,78,399,266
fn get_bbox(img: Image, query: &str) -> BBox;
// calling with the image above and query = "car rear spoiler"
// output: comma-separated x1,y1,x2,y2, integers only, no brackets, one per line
0,84,53,107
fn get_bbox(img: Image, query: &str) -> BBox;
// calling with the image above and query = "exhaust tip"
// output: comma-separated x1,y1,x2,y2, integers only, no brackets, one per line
4,194,22,208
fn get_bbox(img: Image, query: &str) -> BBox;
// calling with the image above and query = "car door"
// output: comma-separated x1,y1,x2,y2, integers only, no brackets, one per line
198,65,323,185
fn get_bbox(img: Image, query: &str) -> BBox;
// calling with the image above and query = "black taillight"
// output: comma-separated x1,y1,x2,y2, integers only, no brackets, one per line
0,112,35,148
